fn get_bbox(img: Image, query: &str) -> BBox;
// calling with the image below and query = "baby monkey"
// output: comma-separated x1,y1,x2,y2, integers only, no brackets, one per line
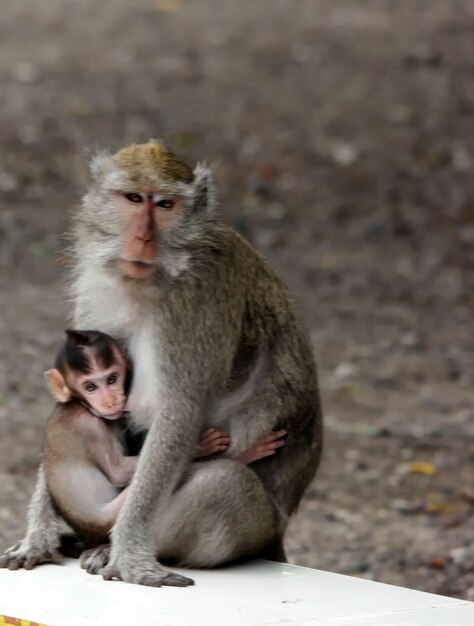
43,330,286,547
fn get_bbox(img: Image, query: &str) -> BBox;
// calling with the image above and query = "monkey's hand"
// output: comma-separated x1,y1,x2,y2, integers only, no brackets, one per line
194,427,230,458
0,529,63,571
92,544,194,587
233,429,287,465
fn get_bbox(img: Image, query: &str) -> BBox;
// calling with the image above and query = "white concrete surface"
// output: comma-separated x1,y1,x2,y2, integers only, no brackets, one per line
0,559,473,626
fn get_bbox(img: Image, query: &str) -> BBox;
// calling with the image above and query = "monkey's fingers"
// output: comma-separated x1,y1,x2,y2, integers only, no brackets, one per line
199,429,230,445
80,544,110,574
205,443,230,455
255,449,277,459
199,431,230,456
1,546,63,570
261,429,287,444
139,572,194,587
159,572,195,587
23,549,64,570
102,568,122,582
261,439,286,452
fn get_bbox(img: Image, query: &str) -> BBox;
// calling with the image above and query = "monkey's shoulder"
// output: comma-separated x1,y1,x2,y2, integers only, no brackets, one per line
45,403,114,447
203,227,290,300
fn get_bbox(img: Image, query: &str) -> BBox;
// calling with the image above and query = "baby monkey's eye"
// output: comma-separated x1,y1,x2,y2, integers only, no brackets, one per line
107,374,118,385
124,192,143,203
84,382,98,393
156,198,175,210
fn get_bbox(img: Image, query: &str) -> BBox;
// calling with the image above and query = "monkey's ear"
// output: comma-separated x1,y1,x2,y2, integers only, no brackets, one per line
192,163,217,215
89,151,113,182
44,369,72,403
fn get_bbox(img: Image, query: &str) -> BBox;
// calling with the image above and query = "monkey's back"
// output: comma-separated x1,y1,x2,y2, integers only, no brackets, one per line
218,228,323,521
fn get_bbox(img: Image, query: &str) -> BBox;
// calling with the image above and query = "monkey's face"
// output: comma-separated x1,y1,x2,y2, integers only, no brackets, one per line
70,356,127,420
115,191,185,280
80,140,217,281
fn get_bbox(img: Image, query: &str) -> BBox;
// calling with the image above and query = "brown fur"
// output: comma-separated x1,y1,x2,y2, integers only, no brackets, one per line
43,403,131,545
113,140,194,188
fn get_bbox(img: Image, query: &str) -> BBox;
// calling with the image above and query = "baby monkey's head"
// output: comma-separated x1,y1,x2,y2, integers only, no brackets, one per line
45,330,129,420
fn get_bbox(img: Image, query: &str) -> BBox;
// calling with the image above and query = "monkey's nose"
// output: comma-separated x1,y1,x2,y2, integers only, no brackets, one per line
136,232,153,243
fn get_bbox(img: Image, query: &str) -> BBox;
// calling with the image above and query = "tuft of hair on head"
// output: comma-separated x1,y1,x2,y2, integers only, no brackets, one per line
113,139,194,187
56,329,118,376
65,329,94,347
89,150,112,183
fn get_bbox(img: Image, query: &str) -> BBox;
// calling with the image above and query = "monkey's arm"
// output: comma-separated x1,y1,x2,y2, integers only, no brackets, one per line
99,454,138,489
79,415,138,489
0,464,63,570
101,393,200,586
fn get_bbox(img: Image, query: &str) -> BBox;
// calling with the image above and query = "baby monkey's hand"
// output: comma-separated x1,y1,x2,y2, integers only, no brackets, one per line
195,428,230,458
196,428,287,465
233,430,287,465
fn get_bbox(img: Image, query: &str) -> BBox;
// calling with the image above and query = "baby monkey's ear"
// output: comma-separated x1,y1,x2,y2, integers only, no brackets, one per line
44,369,72,403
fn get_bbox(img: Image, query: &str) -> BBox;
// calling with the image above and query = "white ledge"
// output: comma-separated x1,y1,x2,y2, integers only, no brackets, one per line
0,559,473,625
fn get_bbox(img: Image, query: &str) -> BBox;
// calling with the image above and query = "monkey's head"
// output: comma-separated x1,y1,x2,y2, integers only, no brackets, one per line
45,330,130,420
79,139,217,280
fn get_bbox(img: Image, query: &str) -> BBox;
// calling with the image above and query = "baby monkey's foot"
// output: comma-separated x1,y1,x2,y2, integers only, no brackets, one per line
80,543,111,574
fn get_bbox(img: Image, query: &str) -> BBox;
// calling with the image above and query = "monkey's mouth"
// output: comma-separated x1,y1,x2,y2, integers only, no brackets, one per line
118,259,155,279
121,259,154,269
101,409,124,420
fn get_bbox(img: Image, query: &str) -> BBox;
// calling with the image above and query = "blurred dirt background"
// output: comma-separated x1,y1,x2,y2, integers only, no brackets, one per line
0,0,473,599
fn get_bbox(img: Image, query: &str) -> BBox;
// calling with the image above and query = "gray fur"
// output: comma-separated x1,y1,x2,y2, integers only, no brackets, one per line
0,145,323,586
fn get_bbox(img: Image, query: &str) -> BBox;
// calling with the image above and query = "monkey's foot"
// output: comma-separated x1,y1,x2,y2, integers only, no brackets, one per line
103,565,195,587
101,566,194,587
0,535,63,571
80,543,111,574
96,551,194,587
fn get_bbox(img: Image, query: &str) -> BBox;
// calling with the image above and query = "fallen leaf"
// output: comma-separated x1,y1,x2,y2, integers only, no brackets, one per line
425,493,465,514
426,502,464,514
409,462,438,475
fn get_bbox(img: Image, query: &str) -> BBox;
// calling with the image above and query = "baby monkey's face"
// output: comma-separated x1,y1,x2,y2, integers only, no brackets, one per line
70,353,127,420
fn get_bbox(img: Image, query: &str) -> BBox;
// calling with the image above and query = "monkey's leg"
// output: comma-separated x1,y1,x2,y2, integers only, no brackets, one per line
154,460,280,568
81,460,279,577
0,465,63,570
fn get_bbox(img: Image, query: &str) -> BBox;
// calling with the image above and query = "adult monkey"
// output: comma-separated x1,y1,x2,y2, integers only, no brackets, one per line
0,140,323,587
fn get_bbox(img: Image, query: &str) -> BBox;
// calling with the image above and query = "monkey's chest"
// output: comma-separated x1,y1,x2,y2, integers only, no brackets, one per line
75,278,145,342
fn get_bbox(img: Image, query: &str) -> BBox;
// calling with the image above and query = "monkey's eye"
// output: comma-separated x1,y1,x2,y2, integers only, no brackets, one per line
84,382,98,393
156,198,175,210
124,192,144,203
107,374,118,385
